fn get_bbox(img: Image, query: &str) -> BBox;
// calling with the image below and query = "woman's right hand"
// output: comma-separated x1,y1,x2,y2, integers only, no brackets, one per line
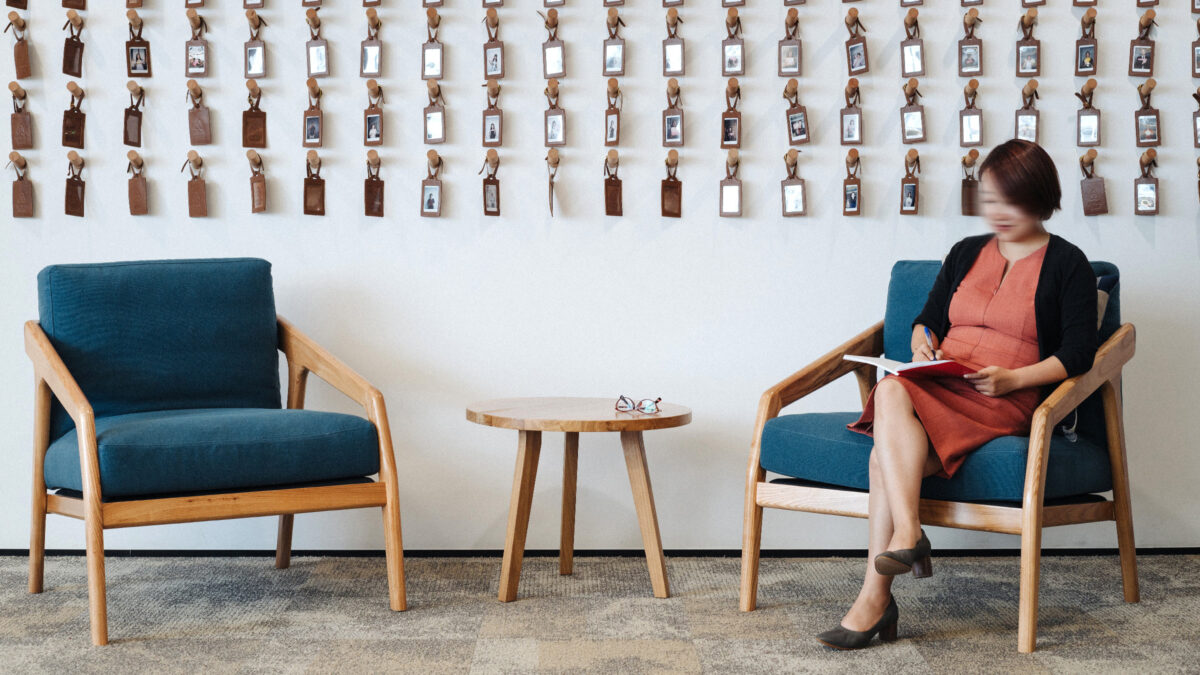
911,324,943,362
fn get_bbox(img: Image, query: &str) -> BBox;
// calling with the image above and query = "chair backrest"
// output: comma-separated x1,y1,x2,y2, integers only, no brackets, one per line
885,259,1120,443
38,259,282,441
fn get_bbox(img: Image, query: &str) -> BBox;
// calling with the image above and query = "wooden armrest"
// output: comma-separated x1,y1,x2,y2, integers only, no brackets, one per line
277,316,382,411
762,320,885,414
24,321,93,427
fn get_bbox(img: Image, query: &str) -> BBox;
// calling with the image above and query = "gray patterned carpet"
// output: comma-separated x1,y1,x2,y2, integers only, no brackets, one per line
1,553,1197,673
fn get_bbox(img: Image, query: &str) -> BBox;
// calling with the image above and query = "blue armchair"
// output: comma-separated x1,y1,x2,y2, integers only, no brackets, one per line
738,260,1138,653
26,259,406,646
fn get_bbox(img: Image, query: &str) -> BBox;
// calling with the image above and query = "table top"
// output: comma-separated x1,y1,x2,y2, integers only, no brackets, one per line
466,397,692,433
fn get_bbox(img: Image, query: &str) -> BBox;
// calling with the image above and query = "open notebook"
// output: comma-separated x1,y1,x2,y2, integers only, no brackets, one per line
843,355,976,378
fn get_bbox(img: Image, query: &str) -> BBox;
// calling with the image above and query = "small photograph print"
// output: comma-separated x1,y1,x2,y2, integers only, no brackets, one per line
902,110,924,141
962,113,981,145
366,113,382,143
187,43,207,75
544,43,565,78
664,113,682,144
424,45,443,79
425,110,444,142
1077,43,1096,73
842,112,861,143
1016,113,1038,142
422,184,441,214
484,182,499,214
485,46,503,77
779,43,800,74
1194,115,1200,145
606,113,619,143
1130,44,1152,74
723,43,743,74
1193,45,1200,75
844,183,860,213
305,115,321,144
484,114,501,144
546,112,565,145
722,116,739,145
664,41,683,74
1018,44,1038,74
1135,182,1156,213
901,183,917,212
788,110,808,143
308,43,329,76
1137,113,1159,144
960,44,980,74
847,42,866,73
1079,113,1099,145
128,45,150,75
604,42,623,75
720,182,740,215
246,44,266,77
902,42,923,76
783,182,805,215
362,44,381,76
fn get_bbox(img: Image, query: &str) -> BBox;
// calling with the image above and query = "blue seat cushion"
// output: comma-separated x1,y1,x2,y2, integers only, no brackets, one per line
44,409,380,500
38,259,282,442
759,412,1113,503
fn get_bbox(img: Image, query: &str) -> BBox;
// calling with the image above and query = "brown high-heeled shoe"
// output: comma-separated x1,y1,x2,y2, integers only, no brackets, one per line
814,595,899,650
874,529,932,578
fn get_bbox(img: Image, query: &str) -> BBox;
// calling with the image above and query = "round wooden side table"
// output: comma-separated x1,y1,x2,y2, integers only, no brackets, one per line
466,397,692,602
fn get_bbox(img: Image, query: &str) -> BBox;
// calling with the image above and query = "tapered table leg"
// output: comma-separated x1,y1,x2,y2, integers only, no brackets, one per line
560,432,579,575
499,430,542,602
620,430,670,598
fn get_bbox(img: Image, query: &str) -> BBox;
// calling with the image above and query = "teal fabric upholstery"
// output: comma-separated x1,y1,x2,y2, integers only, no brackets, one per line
760,259,1120,502
759,412,1113,502
38,259,282,442
44,409,380,499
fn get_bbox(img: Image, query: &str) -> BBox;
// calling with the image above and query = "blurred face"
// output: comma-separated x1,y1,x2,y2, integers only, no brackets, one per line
980,171,1043,242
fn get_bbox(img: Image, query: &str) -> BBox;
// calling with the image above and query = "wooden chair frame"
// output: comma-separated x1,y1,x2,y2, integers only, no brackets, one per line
26,316,407,646
738,319,1138,653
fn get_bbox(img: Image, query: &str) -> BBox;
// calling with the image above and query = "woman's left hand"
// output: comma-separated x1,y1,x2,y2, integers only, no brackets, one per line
963,366,1021,397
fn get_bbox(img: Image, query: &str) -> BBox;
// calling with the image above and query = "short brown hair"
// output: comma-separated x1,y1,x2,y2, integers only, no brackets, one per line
979,139,1062,221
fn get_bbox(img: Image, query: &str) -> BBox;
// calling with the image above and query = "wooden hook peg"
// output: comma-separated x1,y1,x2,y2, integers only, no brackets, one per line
427,79,440,98
427,149,442,168
186,9,201,29
1139,149,1156,167
246,79,261,97
666,149,679,168
786,9,799,28
367,149,381,168
305,8,320,30
486,9,499,28
127,150,143,168
904,8,918,27
127,10,143,30
486,148,499,168
307,78,321,98
846,78,860,94
1021,9,1037,27
726,8,739,26
67,151,84,169
246,10,262,29
366,8,381,30
65,10,82,29
306,150,320,170
1022,79,1039,97
545,78,559,97
1139,79,1156,96
546,148,560,167
545,8,558,28
903,78,919,96
667,8,679,27
845,148,859,167
426,8,439,28
486,79,500,97
727,78,740,97
905,148,919,165
66,81,84,99
726,149,739,168
667,78,679,96
9,82,26,100
126,81,142,97
845,9,859,28
1139,9,1155,28
186,150,203,170
1081,9,1096,29
366,79,381,97
607,8,620,28
964,8,980,28
8,12,24,31
606,149,619,169
607,78,619,96
962,149,980,167
964,78,979,95
784,149,799,169
783,78,798,98
1080,148,1098,170
9,151,26,169
1081,78,1097,96
187,79,202,97
246,149,262,168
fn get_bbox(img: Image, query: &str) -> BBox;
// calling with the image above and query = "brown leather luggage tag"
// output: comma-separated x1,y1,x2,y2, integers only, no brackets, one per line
61,87,85,149
11,161,32,218
126,22,151,78
11,97,32,150
421,153,442,217
900,151,920,215
185,11,209,77
187,83,211,145
248,151,267,213
6,16,30,79
242,85,266,148
303,157,325,216
127,158,147,216
63,0,86,9
722,12,745,76
719,155,741,217
961,177,979,215
124,88,144,147
604,81,621,147
1080,177,1108,216
661,176,681,218
62,16,84,77
364,83,384,146
720,80,742,149
64,156,84,217
780,150,806,217
7,1,29,10
424,81,446,144
182,155,207,218
604,153,622,217
244,12,266,78
483,11,503,78
364,156,384,218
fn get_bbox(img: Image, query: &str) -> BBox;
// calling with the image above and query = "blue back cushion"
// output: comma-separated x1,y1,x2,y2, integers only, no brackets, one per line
884,260,1120,442
38,259,282,441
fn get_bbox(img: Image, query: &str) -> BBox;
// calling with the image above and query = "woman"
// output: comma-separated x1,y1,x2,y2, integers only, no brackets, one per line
816,139,1099,649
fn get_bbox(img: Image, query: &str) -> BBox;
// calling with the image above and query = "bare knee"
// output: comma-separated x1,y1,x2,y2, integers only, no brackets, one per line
874,378,912,420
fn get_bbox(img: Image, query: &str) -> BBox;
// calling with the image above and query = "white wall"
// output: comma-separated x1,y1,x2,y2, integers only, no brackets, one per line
2,1,1197,553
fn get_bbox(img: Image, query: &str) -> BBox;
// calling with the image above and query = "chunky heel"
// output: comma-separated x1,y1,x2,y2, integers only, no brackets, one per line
878,619,899,642
911,554,932,579
815,595,900,650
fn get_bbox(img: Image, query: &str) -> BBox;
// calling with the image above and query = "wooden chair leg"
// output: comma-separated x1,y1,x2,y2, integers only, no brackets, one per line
1017,519,1043,654
29,379,51,594
739,466,765,612
499,430,541,602
560,432,579,576
29,490,46,594
382,490,407,611
620,430,670,599
85,513,108,646
1103,380,1140,603
275,515,294,569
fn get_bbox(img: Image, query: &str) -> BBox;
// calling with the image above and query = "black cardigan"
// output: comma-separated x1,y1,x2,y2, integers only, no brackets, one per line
912,233,1099,384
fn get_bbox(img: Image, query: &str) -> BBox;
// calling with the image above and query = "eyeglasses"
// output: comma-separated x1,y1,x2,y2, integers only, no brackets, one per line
616,395,662,414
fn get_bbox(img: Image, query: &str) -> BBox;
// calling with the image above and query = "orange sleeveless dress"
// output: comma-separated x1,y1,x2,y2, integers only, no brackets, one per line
848,237,1048,479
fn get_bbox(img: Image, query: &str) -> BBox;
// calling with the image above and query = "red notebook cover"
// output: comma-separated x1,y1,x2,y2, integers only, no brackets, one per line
893,360,976,379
